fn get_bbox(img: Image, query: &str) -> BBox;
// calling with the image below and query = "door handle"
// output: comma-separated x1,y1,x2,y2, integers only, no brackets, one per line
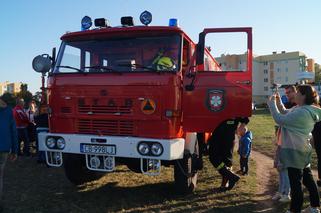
236,80,251,85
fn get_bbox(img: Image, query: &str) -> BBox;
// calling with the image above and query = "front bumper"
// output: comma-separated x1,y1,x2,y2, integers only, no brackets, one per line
38,132,185,161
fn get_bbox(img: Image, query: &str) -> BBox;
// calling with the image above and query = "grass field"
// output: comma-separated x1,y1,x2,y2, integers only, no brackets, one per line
249,109,276,159
4,155,256,213
3,109,318,212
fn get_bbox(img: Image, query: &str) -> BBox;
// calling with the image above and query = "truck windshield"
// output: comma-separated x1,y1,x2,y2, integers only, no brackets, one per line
54,35,181,73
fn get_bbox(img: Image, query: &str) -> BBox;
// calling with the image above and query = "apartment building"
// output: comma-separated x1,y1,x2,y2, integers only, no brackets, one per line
0,81,22,95
216,51,316,104
0,81,9,96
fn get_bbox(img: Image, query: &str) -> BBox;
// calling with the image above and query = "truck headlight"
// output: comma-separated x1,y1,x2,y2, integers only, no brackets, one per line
56,138,66,149
151,143,163,156
46,137,56,149
138,142,150,155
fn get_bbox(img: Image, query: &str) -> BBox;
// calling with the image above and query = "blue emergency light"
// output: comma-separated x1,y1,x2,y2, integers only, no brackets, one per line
140,11,152,26
81,16,92,31
169,18,179,27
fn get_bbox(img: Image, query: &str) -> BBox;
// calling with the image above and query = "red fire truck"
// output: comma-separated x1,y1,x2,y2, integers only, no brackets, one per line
32,12,252,193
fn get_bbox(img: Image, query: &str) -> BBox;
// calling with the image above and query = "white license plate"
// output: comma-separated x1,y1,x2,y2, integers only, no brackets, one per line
80,144,116,155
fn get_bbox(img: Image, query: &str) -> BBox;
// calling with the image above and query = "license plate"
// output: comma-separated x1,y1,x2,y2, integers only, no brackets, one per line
80,144,116,155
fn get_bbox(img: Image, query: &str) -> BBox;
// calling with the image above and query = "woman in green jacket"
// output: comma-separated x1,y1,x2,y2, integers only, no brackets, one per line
268,85,321,213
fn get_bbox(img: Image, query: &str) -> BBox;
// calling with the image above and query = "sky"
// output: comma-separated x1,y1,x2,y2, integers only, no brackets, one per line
1,0,320,93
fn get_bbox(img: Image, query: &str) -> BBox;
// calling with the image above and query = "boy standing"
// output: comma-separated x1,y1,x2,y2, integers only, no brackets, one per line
238,126,252,175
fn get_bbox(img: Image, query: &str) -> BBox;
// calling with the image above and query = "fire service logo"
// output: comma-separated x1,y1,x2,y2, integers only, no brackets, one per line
206,89,225,112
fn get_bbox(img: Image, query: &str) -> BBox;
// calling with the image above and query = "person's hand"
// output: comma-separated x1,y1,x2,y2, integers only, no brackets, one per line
8,153,17,162
269,93,276,101
275,92,281,100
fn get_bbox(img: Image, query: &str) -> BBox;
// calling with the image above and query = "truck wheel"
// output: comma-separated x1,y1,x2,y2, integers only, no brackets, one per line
174,154,198,194
63,154,105,185
174,139,199,194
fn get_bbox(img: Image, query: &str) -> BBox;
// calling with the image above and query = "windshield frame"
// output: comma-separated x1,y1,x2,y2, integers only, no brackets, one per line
52,34,183,74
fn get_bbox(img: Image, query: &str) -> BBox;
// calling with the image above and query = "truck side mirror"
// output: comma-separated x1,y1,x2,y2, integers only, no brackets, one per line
32,54,52,74
51,47,56,67
196,33,205,66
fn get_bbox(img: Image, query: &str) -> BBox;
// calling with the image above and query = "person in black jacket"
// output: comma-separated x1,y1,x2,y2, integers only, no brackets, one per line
34,105,49,164
208,117,250,191
312,103,321,187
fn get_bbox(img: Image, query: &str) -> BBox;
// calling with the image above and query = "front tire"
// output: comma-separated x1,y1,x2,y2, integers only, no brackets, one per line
63,154,105,185
174,154,198,194
174,138,199,194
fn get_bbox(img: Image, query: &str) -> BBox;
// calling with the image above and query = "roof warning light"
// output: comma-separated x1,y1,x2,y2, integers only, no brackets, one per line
81,16,92,31
140,11,152,26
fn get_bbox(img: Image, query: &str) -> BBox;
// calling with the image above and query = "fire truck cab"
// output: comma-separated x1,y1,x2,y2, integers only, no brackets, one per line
32,13,252,193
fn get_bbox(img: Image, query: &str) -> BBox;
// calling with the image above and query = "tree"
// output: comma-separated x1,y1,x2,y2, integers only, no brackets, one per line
32,91,42,106
16,83,33,107
1,92,16,107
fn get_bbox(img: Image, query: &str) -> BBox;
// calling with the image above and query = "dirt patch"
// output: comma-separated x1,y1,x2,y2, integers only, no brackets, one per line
251,150,278,213
251,150,320,213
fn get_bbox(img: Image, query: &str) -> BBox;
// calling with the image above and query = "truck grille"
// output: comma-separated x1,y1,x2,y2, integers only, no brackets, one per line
77,119,134,136
61,107,72,114
78,105,132,115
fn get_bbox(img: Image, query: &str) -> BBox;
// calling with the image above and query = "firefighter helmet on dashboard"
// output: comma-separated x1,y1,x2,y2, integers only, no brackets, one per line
155,56,176,71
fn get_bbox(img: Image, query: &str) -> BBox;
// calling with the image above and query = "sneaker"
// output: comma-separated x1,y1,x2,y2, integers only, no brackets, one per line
279,194,291,202
302,206,320,213
272,192,282,201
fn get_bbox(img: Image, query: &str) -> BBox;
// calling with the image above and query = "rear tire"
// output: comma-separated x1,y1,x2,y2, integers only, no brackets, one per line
174,138,199,194
63,154,105,185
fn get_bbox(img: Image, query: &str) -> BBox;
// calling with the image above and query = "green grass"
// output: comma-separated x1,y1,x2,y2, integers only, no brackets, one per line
249,109,276,159
3,154,256,213
7,108,320,212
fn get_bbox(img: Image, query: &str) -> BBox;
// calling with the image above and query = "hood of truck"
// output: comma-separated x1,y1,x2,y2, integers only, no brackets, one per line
47,73,183,139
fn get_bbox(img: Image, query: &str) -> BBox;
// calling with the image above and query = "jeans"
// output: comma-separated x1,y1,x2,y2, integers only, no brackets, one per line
0,153,8,202
17,128,30,155
278,168,290,195
314,139,321,180
288,167,320,213
240,157,249,174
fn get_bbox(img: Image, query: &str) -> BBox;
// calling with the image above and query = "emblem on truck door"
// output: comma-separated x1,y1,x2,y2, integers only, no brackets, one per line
206,89,225,112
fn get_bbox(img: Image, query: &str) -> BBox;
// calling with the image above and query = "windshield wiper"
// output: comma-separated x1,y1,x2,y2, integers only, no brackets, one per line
56,65,82,72
84,65,115,72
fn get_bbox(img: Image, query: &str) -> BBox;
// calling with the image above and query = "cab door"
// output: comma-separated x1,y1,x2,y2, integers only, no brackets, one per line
182,28,252,132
